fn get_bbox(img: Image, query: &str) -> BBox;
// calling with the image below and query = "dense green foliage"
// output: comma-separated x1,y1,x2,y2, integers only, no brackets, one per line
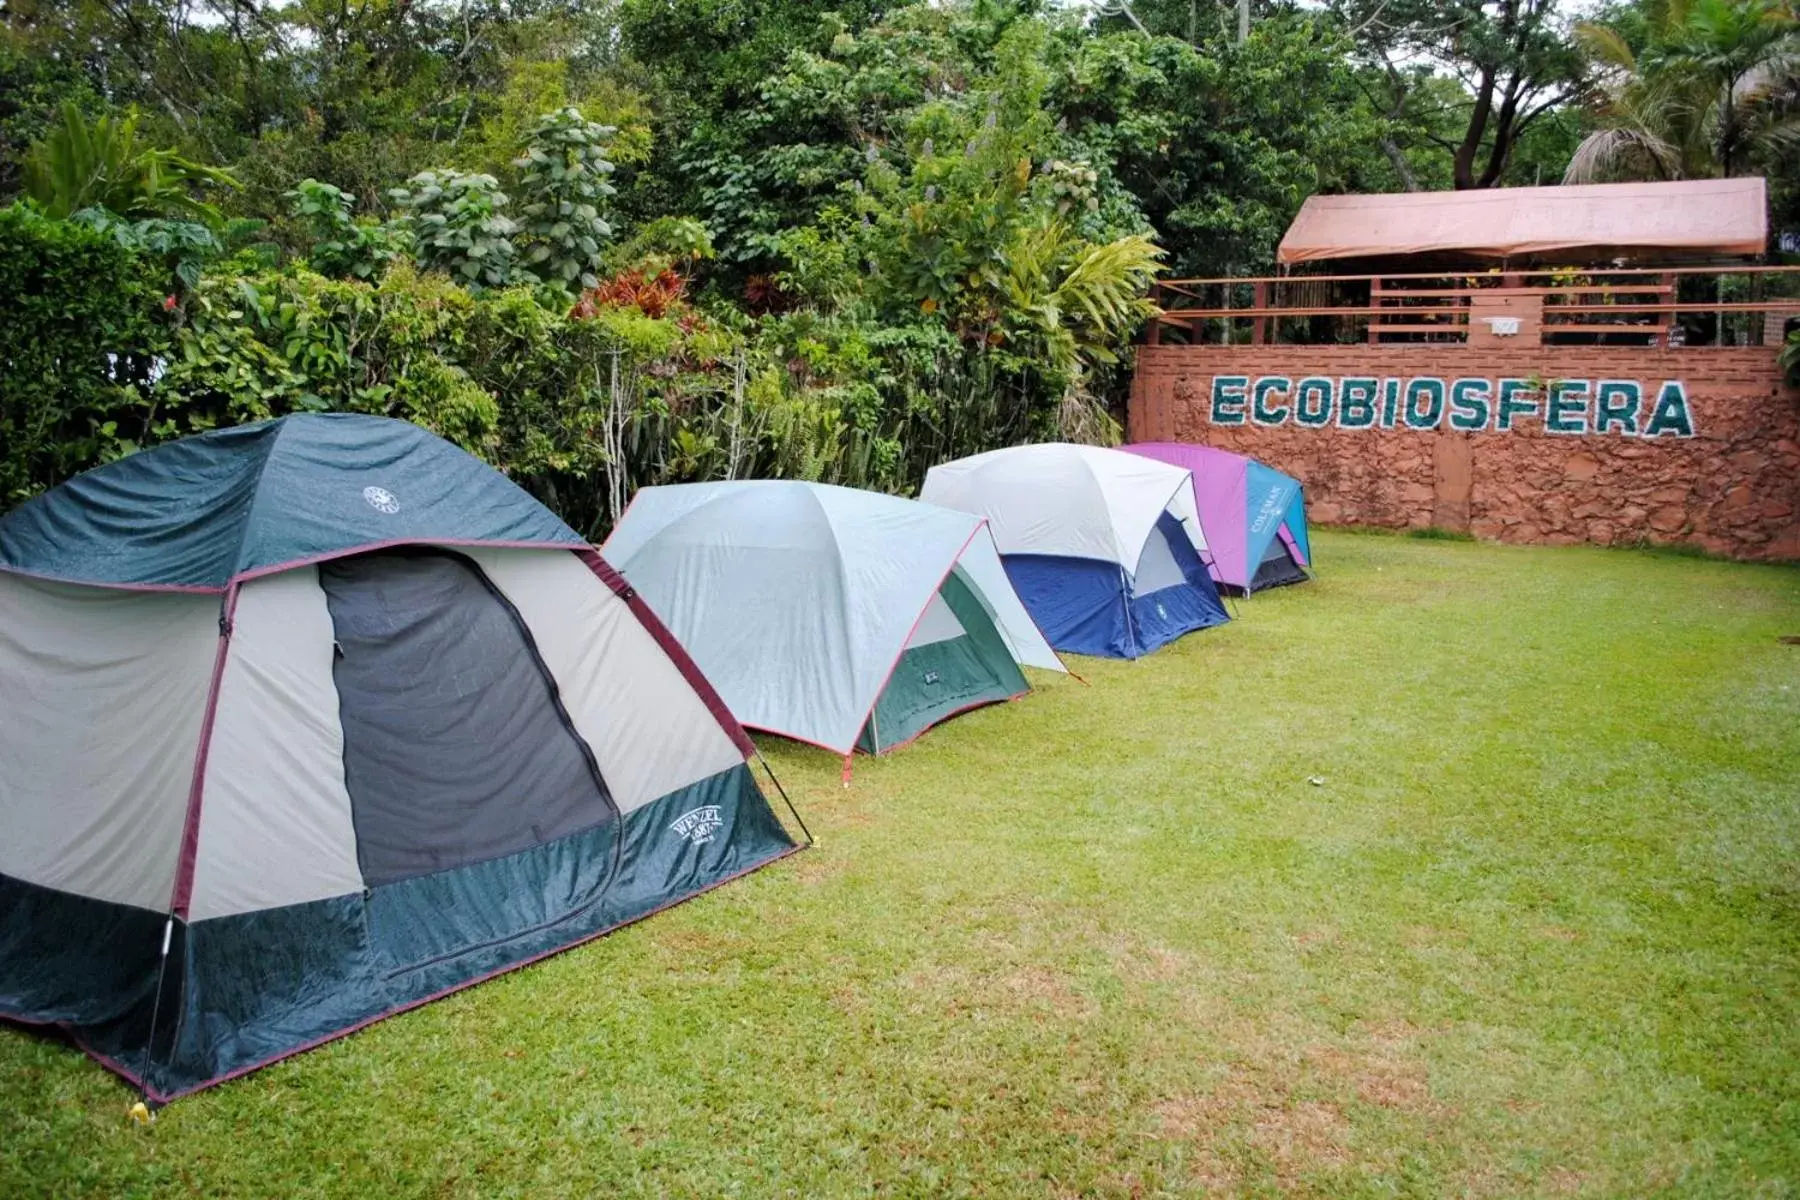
0,205,166,503
0,0,1793,524
1568,0,1800,182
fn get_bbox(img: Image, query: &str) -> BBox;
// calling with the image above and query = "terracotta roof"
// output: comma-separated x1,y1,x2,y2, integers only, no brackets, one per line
1277,178,1768,265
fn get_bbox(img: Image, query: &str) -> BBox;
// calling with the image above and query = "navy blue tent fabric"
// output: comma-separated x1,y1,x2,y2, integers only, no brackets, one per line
1128,512,1229,652
1002,514,1228,658
1002,556,1131,658
0,414,580,588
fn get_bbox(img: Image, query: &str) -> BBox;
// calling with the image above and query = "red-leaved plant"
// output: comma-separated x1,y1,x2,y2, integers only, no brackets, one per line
570,268,688,320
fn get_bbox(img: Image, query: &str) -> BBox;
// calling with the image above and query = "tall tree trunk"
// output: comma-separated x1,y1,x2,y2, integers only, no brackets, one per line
1476,77,1526,187
1382,136,1421,191
1453,67,1497,190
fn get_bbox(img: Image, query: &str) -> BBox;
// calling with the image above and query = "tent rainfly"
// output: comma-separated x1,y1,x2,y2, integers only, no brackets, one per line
921,444,1230,659
602,480,1065,764
1122,443,1312,594
0,414,798,1104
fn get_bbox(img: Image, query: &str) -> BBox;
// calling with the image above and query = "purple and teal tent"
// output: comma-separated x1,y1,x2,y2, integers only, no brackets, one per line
0,414,800,1103
1122,443,1312,594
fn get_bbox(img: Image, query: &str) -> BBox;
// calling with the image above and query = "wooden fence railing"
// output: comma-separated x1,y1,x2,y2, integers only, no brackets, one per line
1148,266,1800,350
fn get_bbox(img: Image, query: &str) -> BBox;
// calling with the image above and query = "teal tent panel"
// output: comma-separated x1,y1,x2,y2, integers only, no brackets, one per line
857,569,1028,753
1283,488,1312,565
1243,462,1301,582
0,414,580,588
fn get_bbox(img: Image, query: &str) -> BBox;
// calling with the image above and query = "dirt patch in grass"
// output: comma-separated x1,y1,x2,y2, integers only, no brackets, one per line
999,965,1095,1019
1154,1070,1352,1188
1103,934,1194,984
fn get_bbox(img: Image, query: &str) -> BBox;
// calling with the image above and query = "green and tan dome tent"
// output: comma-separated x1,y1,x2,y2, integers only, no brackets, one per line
0,414,801,1104
602,481,1067,775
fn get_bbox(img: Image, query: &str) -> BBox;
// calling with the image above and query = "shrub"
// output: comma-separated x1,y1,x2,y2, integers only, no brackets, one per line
388,170,527,290
0,204,167,503
514,107,617,292
287,179,409,281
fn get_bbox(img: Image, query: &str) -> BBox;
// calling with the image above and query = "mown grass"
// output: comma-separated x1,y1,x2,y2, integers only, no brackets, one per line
4,531,1798,1198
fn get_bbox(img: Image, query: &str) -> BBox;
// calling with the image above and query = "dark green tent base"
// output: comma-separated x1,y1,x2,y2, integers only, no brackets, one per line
856,569,1031,754
0,764,797,1103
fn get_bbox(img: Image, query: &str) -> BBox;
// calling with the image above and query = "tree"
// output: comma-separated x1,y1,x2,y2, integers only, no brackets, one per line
1052,15,1390,275
1330,0,1589,189
1565,0,1800,182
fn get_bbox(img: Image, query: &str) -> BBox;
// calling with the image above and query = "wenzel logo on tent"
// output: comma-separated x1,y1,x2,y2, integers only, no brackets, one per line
362,485,401,514
670,804,724,845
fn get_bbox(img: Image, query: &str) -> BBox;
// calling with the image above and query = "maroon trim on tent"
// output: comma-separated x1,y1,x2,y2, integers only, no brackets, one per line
573,548,757,759
169,584,241,921
0,564,223,594
596,492,645,555
876,691,1028,757
722,518,1063,758
0,539,584,594
737,721,850,757
72,841,805,1105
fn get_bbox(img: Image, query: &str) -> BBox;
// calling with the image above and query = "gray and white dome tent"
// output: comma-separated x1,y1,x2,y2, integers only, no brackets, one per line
0,414,801,1103
603,480,1065,775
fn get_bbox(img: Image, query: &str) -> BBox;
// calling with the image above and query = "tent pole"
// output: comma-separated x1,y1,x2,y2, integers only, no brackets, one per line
753,750,814,847
135,914,176,1116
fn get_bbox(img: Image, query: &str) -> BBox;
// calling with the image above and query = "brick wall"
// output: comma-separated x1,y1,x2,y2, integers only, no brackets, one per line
1130,344,1800,560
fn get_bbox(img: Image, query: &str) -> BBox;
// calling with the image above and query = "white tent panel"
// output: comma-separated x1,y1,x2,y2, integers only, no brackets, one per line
921,443,1202,575
1161,476,1208,555
189,571,364,921
468,547,747,813
606,482,1050,755
907,588,967,648
950,530,1066,672
1130,521,1189,596
0,574,217,911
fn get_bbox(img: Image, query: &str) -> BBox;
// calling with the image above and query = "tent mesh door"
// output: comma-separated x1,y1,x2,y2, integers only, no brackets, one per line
1247,536,1309,592
319,548,618,887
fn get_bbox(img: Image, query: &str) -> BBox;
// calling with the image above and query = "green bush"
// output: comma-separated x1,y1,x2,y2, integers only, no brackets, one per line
0,204,168,503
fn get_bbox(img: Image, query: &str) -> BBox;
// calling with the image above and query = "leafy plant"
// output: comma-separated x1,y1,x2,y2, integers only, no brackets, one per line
287,179,410,281
514,107,617,292
1567,0,1800,181
68,209,224,292
23,102,237,223
0,203,167,502
570,268,691,319
1782,327,1799,385
389,169,528,290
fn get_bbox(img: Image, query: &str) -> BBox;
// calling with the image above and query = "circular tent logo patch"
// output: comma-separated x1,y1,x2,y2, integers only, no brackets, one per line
362,486,400,514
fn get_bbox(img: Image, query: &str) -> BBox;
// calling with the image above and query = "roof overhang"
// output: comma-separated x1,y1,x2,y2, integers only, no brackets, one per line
1276,178,1768,267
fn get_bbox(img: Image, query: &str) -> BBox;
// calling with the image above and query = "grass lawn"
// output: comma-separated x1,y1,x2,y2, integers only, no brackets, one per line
3,530,1798,1198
